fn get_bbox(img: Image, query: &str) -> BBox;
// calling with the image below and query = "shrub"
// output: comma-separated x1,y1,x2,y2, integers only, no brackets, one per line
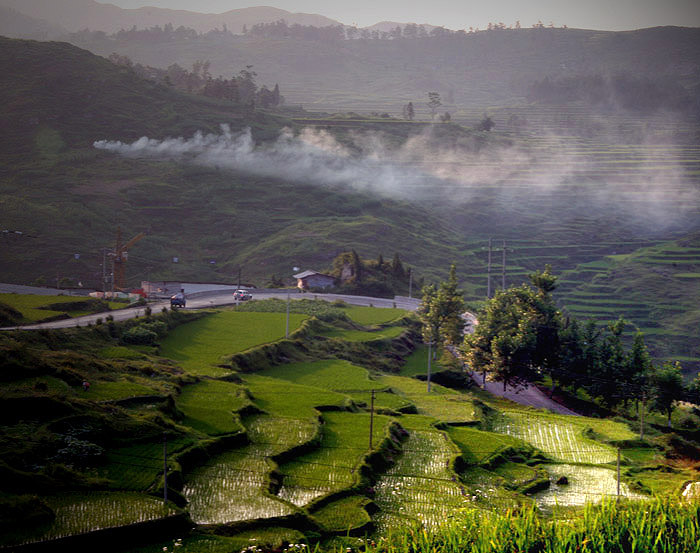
122,326,158,345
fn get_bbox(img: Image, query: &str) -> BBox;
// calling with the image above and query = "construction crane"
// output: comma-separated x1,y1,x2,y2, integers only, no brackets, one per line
112,227,145,291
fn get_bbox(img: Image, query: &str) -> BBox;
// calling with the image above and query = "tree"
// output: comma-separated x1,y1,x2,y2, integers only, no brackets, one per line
419,264,465,351
651,362,685,427
427,92,442,120
439,112,451,123
350,249,362,283
477,115,495,131
463,266,561,392
391,253,404,277
376,252,384,270
463,284,539,391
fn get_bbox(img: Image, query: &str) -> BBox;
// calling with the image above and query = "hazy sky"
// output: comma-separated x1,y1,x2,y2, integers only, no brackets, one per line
99,0,700,30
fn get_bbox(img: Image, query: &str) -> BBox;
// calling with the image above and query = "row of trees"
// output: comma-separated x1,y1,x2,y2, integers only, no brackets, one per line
70,20,571,46
329,250,416,297
107,54,282,107
421,265,697,425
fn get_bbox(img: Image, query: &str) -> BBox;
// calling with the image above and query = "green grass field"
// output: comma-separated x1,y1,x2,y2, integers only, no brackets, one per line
159,311,308,375
258,359,381,392
0,293,123,322
319,325,406,342
177,379,251,435
343,306,408,326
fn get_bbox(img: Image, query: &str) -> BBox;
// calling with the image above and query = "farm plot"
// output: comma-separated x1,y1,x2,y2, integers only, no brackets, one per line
447,425,529,464
2,492,177,545
177,379,251,435
258,360,380,392
534,464,647,511
380,375,478,422
276,411,392,506
319,325,405,342
159,311,308,376
343,306,407,326
491,411,634,463
100,437,193,490
0,293,122,323
242,374,348,418
372,427,470,532
183,416,316,525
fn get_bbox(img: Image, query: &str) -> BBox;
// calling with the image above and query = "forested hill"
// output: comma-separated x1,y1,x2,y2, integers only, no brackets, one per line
0,37,285,160
63,25,700,110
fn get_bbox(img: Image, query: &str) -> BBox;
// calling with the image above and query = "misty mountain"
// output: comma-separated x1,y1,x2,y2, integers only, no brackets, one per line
64,24,700,111
0,6,66,40
0,0,341,34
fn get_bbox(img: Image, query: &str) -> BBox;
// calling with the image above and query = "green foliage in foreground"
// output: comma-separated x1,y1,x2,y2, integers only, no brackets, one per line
364,498,700,553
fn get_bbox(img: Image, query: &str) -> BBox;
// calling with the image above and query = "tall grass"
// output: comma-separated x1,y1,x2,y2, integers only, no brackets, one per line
367,498,700,553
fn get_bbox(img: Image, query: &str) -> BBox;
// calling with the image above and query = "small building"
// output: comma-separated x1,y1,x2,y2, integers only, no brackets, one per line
293,270,336,290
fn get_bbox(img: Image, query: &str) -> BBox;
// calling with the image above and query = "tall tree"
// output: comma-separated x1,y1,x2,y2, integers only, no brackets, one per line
427,92,442,120
419,264,465,350
651,362,685,427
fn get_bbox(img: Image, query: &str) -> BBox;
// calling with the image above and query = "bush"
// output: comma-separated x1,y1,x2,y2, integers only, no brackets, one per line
122,326,158,345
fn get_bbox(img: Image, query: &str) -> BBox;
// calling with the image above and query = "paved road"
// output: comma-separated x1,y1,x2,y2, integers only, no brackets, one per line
2,290,421,330
458,312,580,416
467,370,580,416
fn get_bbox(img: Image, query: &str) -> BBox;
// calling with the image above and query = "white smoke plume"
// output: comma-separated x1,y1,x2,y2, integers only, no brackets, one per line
94,123,698,231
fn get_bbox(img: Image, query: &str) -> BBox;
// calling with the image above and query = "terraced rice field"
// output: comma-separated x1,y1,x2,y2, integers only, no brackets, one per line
277,412,391,506
534,464,647,511
491,411,630,463
12,492,177,544
259,359,380,392
319,325,406,342
177,379,251,435
380,375,478,422
159,311,308,376
373,424,469,531
183,416,316,524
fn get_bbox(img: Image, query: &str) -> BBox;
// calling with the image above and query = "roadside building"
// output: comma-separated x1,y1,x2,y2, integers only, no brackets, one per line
293,270,335,290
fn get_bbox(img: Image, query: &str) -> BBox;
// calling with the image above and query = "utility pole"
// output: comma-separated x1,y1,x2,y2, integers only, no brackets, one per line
369,390,375,449
102,249,107,293
285,291,290,338
616,447,621,497
163,433,168,505
502,240,506,290
427,342,432,392
640,391,646,440
487,238,492,299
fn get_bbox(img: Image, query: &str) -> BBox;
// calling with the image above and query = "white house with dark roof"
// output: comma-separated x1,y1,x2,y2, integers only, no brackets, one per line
293,270,336,290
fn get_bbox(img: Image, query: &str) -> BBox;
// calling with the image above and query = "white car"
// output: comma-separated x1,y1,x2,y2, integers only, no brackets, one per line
233,289,252,301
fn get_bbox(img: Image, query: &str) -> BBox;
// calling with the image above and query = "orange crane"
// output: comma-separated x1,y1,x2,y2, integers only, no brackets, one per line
112,227,145,290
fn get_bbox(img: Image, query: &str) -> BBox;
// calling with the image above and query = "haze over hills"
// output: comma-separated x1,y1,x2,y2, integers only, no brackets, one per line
0,0,341,34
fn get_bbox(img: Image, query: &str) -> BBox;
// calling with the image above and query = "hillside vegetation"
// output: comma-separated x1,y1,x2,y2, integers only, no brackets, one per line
1,36,699,370
1,302,699,551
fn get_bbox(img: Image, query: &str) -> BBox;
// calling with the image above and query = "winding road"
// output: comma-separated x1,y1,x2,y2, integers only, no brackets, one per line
2,286,576,414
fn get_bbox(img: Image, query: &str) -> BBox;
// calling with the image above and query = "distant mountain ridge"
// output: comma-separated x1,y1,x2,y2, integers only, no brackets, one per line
0,0,342,33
